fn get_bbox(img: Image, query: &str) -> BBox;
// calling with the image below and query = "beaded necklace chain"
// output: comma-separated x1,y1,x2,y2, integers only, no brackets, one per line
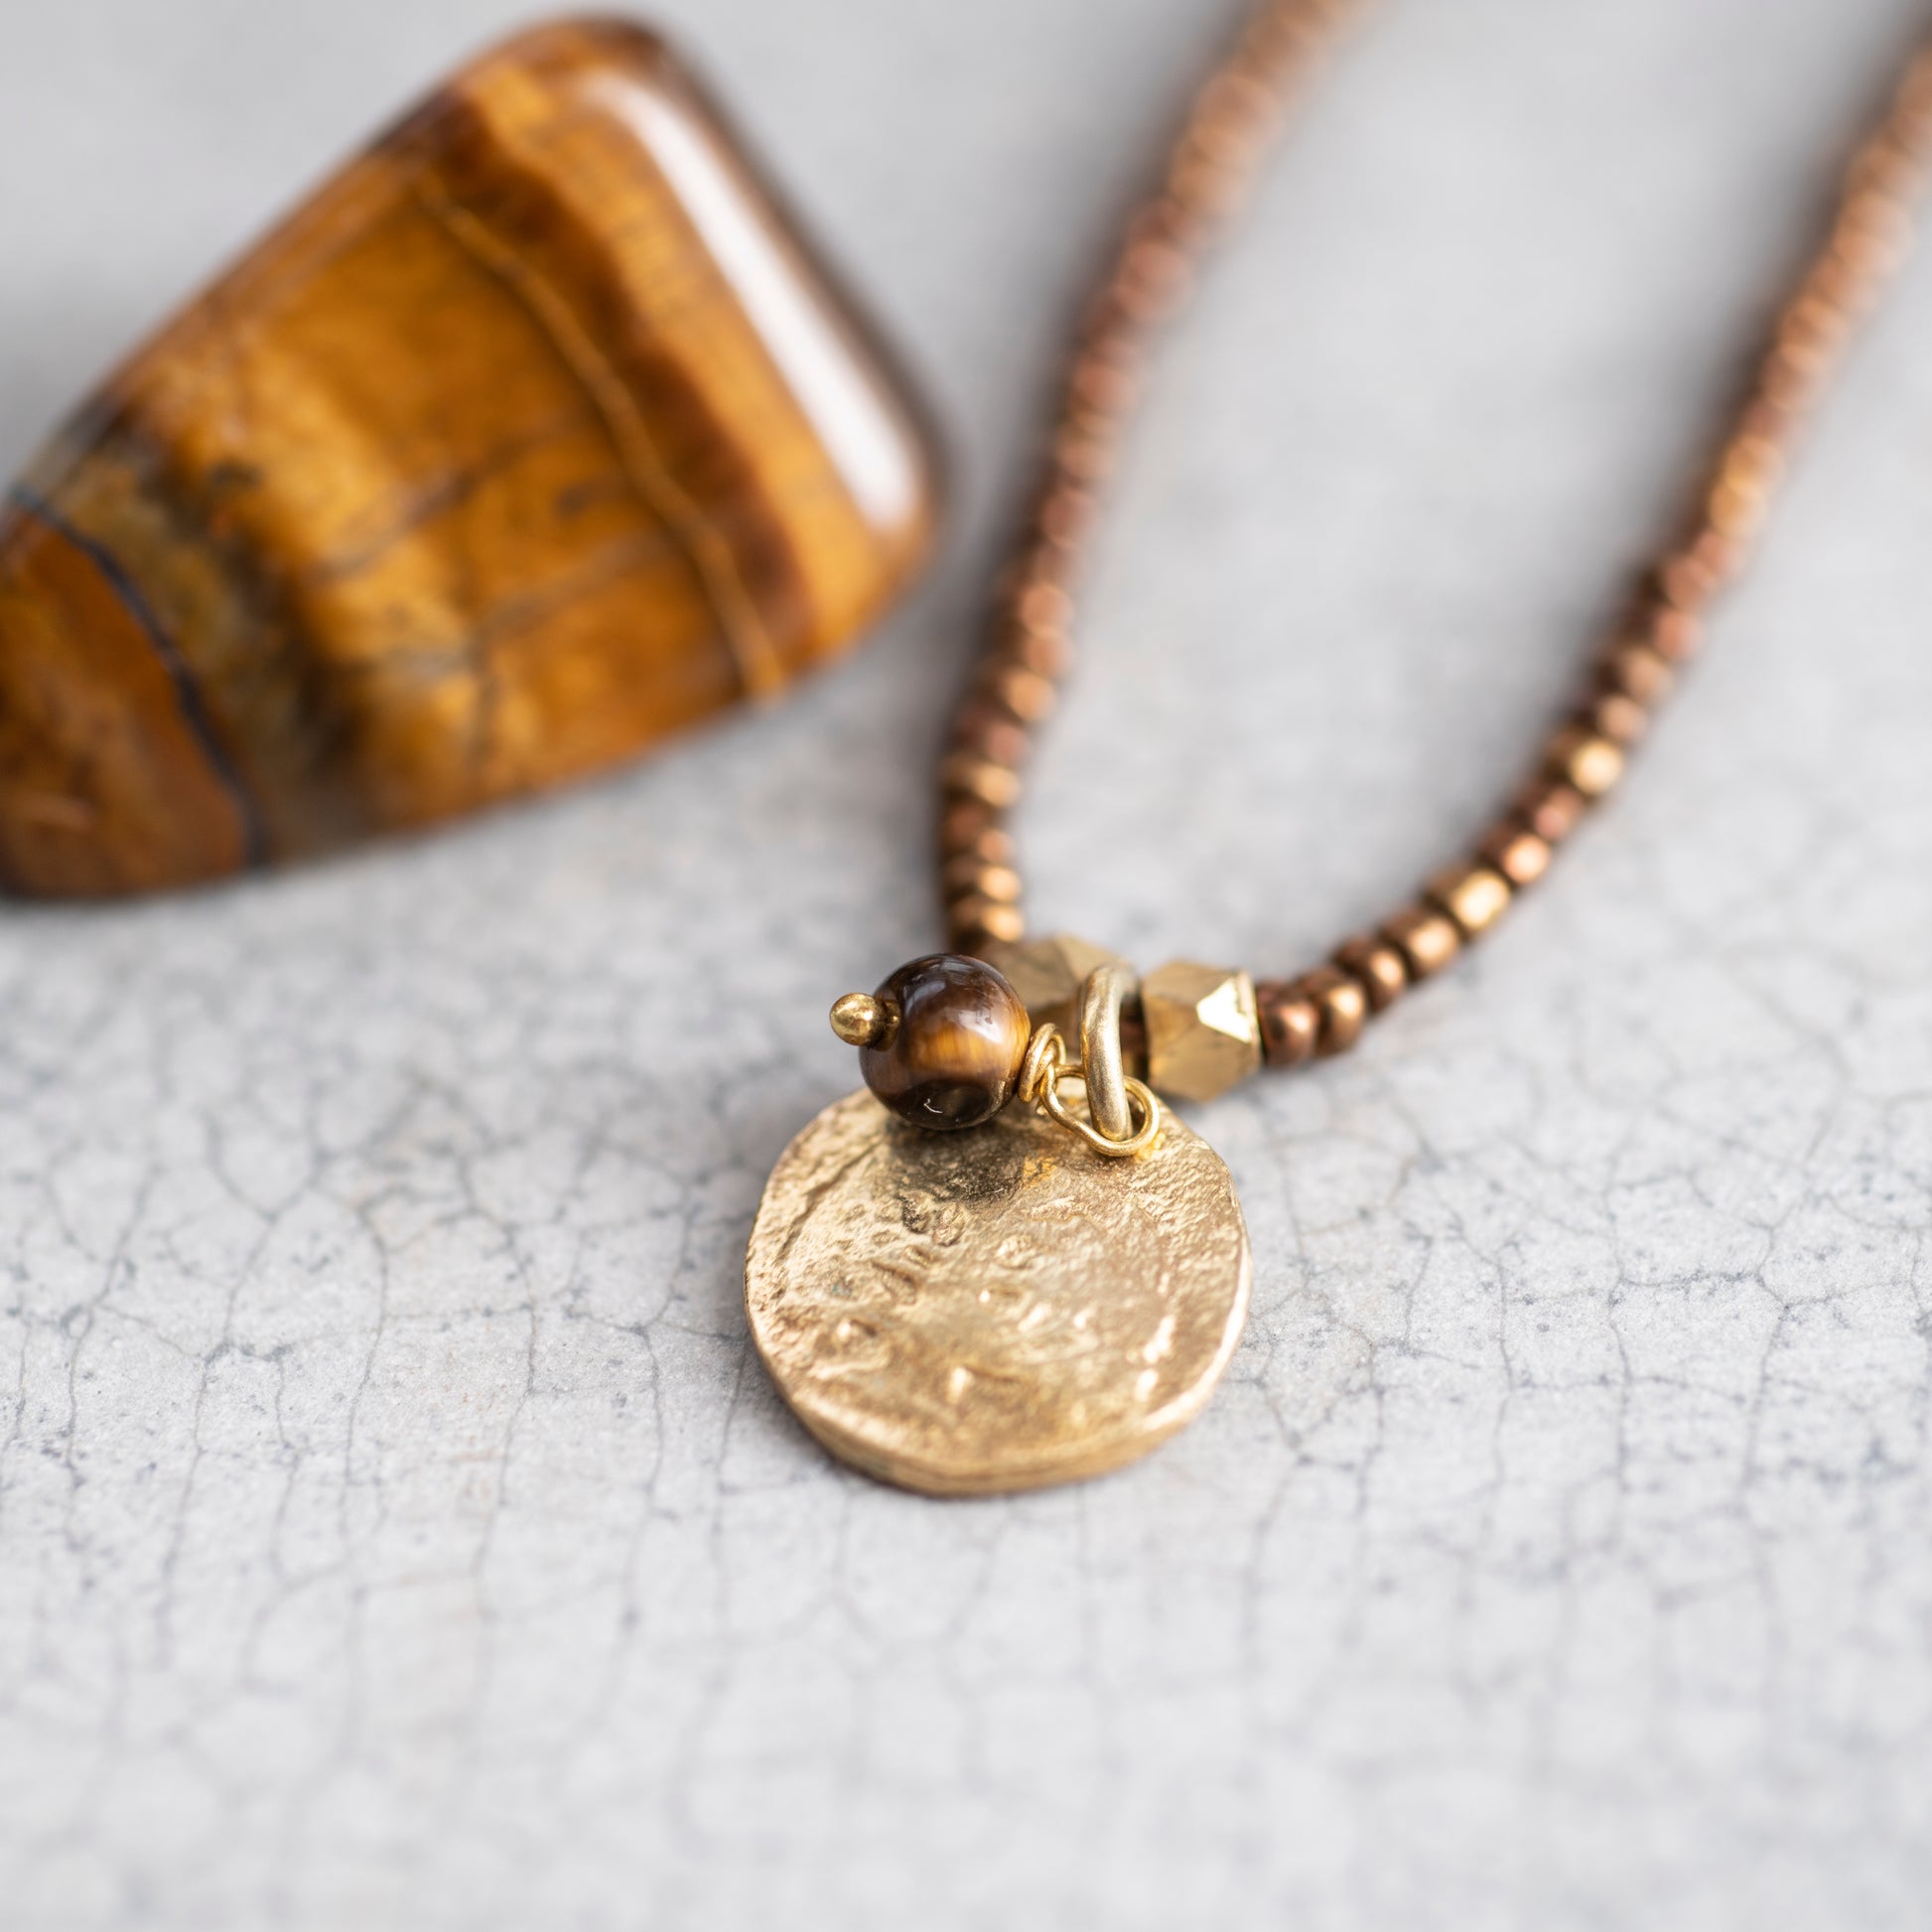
939,0,1932,1081
747,3,1932,1497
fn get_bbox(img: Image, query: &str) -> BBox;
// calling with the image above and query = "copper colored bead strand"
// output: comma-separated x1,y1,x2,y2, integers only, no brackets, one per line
1253,33,1932,1070
942,5,1932,1078
939,0,1372,956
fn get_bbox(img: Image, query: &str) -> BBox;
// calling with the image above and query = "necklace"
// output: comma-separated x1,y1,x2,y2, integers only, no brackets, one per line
746,0,1932,1496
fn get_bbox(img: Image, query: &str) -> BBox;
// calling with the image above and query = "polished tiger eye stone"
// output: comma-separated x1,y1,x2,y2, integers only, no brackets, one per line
859,955,1032,1132
0,19,939,896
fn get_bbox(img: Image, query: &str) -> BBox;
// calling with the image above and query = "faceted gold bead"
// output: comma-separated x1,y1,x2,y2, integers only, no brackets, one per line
982,931,1128,1041
1142,960,1261,1103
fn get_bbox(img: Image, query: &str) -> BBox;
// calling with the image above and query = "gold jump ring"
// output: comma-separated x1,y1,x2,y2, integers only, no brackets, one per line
1041,1069,1165,1159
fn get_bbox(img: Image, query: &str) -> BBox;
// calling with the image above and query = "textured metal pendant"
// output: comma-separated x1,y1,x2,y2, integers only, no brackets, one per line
746,1089,1250,1495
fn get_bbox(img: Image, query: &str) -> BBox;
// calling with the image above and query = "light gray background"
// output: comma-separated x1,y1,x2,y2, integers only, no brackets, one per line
3,2,1931,1927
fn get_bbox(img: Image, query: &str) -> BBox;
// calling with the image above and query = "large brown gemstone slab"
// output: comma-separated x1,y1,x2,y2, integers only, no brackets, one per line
0,18,940,895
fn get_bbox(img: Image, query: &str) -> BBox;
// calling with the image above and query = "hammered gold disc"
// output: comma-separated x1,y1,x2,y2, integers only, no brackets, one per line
745,1090,1251,1495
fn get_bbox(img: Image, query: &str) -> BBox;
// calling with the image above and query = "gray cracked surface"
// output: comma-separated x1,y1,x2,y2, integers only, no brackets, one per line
3,1,1931,1926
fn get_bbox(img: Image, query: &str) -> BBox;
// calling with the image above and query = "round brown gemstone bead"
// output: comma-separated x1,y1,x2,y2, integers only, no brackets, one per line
859,954,1032,1132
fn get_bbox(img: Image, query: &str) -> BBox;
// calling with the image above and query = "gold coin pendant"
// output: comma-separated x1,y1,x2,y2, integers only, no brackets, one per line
746,1090,1251,1495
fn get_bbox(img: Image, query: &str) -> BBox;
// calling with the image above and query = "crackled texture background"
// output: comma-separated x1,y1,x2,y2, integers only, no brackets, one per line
4,1,1932,1927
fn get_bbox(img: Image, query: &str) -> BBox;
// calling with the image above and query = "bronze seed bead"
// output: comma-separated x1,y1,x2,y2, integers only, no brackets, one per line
1603,640,1675,705
949,897,1026,948
1547,726,1625,799
1256,984,1319,1067
1296,967,1367,1056
1761,346,1822,413
1012,542,1076,600
1478,825,1552,890
952,711,1030,770
984,664,1057,724
944,860,1024,908
1334,936,1408,1012
971,826,1019,869
857,954,1033,1131
1589,691,1650,747
1427,863,1513,940
938,798,1002,859
1001,625,1072,680
1514,778,1588,847
1659,546,1728,614
940,753,1023,810
963,864,1023,905
1014,581,1074,636
1052,424,1116,484
954,925,1021,962
1382,906,1461,981
1648,607,1704,662
1039,483,1099,549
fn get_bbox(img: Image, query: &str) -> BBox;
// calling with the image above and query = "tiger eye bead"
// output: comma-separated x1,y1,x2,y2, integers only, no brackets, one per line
855,954,1032,1132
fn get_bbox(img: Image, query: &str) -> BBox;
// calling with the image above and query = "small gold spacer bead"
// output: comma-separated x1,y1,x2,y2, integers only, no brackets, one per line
830,992,895,1048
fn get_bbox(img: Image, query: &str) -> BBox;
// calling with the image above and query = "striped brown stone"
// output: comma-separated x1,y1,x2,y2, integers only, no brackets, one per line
0,19,940,895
